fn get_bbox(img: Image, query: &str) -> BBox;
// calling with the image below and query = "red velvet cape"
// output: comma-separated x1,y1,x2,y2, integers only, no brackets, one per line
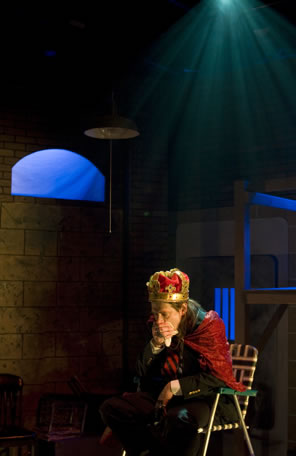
184,311,246,391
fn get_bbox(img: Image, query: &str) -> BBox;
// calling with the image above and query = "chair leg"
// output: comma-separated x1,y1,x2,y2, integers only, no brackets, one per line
200,393,221,456
233,395,256,456
0,449,9,456
27,443,35,456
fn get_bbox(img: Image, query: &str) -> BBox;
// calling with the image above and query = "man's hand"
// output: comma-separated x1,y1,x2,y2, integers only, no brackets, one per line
157,382,173,407
152,322,178,348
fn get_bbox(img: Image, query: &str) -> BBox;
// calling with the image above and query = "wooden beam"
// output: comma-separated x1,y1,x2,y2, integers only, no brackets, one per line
245,289,296,305
234,181,250,344
257,304,288,353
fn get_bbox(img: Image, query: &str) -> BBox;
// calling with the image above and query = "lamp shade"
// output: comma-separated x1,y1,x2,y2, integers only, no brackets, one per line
84,115,140,140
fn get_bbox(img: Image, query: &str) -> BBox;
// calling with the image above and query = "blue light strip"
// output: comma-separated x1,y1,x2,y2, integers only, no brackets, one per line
222,288,229,339
214,287,235,341
230,288,235,341
249,192,296,212
249,287,296,290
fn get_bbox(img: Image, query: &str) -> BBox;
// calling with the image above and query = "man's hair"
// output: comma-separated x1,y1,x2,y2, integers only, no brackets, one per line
170,298,205,340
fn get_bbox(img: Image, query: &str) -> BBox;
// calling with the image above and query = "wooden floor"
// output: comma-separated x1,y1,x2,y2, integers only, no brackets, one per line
35,435,122,456
34,430,289,456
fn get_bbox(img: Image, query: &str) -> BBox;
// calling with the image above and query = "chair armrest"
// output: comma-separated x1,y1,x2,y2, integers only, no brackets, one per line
217,387,257,397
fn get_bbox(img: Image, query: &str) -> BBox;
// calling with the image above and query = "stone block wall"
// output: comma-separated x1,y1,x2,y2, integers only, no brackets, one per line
0,105,171,430
0,107,125,429
0,201,124,427
124,131,169,371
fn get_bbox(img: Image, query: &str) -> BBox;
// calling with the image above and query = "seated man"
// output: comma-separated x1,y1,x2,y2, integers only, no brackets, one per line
100,268,245,456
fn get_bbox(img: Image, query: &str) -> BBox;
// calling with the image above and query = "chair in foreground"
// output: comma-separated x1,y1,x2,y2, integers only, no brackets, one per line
198,344,258,456
0,374,36,456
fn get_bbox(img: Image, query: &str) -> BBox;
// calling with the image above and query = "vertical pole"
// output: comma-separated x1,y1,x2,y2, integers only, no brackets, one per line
122,145,131,389
234,181,250,345
234,183,251,456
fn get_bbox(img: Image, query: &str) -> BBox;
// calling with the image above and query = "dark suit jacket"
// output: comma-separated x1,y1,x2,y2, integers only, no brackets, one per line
136,339,238,425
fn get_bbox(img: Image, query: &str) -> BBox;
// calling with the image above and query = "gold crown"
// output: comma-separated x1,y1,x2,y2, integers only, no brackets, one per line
146,268,189,303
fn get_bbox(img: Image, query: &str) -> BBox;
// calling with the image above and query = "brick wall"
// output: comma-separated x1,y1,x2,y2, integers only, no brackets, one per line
125,130,169,371
0,104,171,430
0,106,125,428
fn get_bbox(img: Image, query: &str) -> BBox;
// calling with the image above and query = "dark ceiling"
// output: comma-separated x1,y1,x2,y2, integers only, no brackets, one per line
1,1,191,98
1,0,295,108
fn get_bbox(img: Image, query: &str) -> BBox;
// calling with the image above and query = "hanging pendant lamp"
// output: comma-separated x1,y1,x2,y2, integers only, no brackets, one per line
84,93,139,233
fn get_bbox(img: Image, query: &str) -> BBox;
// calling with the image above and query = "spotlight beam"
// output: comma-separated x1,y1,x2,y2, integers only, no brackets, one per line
251,1,282,11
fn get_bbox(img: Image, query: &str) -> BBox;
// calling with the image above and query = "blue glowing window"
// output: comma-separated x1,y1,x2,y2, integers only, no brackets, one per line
214,287,235,341
11,149,105,202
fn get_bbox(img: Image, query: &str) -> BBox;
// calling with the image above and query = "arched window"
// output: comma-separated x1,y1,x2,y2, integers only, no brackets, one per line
11,149,105,202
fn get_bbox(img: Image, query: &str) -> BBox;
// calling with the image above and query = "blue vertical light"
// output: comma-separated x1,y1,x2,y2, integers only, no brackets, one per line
214,288,221,316
222,288,229,339
214,287,235,340
230,288,235,341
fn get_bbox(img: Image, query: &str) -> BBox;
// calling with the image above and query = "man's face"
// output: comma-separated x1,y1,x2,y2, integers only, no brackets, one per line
151,301,187,331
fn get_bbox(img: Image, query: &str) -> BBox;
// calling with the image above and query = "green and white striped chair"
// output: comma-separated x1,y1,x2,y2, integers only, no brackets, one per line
198,344,258,456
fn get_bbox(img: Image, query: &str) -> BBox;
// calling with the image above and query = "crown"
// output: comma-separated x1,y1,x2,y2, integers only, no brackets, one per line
146,268,189,303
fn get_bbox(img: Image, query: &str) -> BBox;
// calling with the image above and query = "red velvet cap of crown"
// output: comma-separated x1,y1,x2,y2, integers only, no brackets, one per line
146,268,189,302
